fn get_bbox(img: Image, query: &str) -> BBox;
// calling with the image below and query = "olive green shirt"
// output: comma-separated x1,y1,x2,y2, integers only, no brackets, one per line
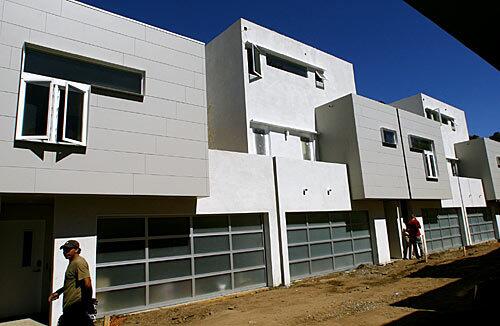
62,255,91,310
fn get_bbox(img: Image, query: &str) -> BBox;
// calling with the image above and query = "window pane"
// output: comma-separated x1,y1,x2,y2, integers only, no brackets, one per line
311,258,333,273
24,47,143,95
195,254,230,275
194,235,229,253
266,54,307,77
310,243,332,257
308,213,330,227
195,274,231,295
332,226,350,239
255,132,267,155
309,228,330,241
97,287,145,313
233,251,265,269
287,230,307,244
22,82,50,136
288,245,309,261
355,252,373,265
97,241,144,263
287,213,307,227
193,216,228,234
98,218,145,239
149,238,190,258
231,214,262,232
353,238,371,251
64,85,84,142
96,264,144,288
148,217,189,237
335,255,354,269
289,262,309,279
150,259,191,281
149,280,192,304
234,269,266,288
232,233,263,250
333,240,353,254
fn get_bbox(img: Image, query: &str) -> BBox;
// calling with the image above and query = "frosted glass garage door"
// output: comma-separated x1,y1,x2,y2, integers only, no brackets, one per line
423,209,463,253
467,209,495,244
96,214,267,315
287,211,373,281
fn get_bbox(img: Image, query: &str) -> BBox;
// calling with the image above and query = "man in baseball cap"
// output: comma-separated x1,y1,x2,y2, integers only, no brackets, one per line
49,240,93,325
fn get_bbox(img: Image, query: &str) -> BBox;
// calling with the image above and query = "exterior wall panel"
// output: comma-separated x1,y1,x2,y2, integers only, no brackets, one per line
0,0,208,196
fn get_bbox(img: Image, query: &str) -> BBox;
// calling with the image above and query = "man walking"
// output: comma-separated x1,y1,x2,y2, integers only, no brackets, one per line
48,240,94,326
406,214,425,260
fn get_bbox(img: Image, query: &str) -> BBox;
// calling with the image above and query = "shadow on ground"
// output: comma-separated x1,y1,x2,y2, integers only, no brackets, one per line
387,246,500,325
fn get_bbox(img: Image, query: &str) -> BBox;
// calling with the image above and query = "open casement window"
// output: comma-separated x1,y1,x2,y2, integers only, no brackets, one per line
16,75,53,141
246,44,262,79
425,108,440,122
424,150,438,180
16,72,90,146
315,71,325,89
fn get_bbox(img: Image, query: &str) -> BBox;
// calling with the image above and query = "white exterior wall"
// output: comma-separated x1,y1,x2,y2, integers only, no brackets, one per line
420,94,469,159
0,0,209,197
239,19,356,157
273,157,351,285
196,150,281,286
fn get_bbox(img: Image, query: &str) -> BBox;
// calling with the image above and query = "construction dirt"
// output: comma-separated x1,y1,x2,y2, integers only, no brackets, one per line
100,241,500,326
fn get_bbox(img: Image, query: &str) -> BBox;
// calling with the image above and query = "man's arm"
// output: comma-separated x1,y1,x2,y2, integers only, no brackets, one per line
48,287,64,302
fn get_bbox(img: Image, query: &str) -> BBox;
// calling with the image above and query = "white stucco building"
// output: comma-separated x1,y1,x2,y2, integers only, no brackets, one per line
0,2,498,325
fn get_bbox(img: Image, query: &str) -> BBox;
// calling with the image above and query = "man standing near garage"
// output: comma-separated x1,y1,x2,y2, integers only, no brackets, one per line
48,240,94,326
406,214,425,260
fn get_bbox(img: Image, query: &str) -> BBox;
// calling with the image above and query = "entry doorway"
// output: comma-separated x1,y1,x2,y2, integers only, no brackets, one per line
0,220,46,321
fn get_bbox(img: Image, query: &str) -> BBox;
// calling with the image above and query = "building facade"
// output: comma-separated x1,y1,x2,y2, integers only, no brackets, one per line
0,2,498,325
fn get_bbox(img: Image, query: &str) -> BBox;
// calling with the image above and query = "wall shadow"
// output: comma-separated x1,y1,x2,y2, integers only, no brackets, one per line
387,247,500,325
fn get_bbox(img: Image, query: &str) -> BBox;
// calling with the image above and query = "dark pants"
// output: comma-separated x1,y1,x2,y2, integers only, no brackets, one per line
409,236,425,259
58,303,93,326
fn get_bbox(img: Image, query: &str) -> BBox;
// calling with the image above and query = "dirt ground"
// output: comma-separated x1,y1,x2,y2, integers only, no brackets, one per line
102,241,500,326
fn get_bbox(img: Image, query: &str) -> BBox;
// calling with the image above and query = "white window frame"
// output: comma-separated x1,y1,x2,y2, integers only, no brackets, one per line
424,150,438,180
247,44,262,79
16,72,90,146
315,71,325,89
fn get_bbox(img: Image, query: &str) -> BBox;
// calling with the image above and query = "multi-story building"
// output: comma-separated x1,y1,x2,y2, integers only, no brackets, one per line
1,2,498,325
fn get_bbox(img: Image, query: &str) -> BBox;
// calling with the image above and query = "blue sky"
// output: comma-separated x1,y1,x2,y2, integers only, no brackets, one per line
81,0,499,137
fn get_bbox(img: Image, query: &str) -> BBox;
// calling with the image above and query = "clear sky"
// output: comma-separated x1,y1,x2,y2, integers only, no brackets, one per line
80,0,499,137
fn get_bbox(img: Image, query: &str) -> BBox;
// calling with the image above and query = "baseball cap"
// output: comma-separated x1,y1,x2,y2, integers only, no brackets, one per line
60,240,80,250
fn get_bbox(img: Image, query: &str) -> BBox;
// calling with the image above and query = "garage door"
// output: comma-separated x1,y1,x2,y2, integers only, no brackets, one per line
96,214,267,315
422,209,463,253
467,209,495,244
287,211,373,281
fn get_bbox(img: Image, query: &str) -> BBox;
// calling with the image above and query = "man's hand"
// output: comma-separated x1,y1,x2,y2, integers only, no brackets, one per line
48,292,60,302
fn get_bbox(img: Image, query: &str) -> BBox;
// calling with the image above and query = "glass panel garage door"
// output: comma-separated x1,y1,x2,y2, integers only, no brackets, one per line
423,209,463,253
96,214,267,315
287,211,373,281
467,209,495,244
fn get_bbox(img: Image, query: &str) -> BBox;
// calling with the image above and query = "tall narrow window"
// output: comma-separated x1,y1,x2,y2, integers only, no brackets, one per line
254,129,269,155
315,71,325,89
449,160,459,176
246,44,261,79
424,150,438,179
301,137,314,161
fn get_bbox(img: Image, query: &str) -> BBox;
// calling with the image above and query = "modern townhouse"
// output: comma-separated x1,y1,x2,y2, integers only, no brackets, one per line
1,2,498,325
391,94,497,248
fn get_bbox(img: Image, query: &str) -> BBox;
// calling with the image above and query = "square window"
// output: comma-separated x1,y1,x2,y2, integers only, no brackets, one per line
381,128,397,147
425,108,440,122
16,72,90,146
